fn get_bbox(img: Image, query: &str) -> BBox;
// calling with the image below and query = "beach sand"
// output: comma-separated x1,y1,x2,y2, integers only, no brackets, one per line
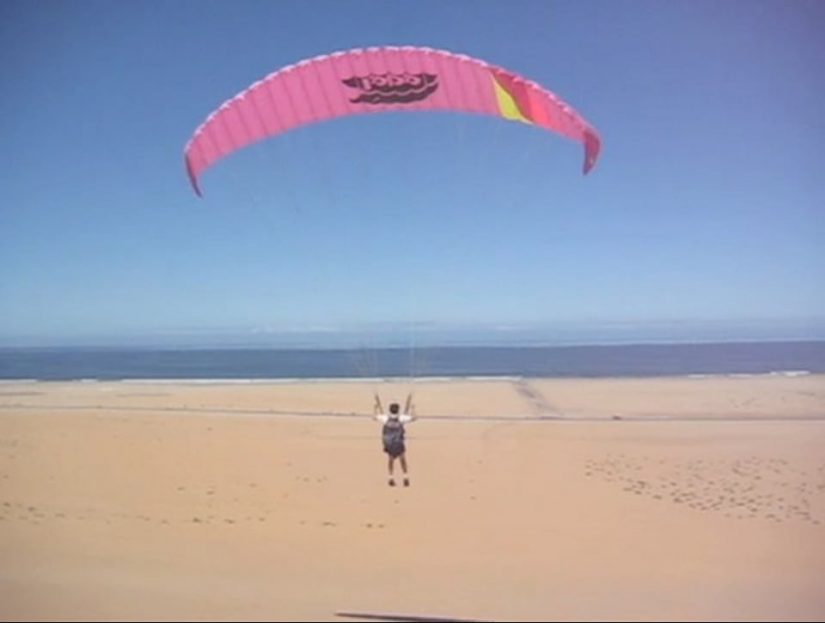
1,375,824,621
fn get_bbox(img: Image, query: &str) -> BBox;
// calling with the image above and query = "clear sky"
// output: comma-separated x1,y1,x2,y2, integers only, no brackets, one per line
1,0,823,346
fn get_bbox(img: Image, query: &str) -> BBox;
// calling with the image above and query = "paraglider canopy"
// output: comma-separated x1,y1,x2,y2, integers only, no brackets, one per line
184,46,601,196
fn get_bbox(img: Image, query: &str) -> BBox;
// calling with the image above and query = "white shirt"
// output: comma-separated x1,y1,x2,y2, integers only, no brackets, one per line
375,413,414,424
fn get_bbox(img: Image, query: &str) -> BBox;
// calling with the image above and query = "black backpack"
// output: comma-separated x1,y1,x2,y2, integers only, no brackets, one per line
382,418,405,452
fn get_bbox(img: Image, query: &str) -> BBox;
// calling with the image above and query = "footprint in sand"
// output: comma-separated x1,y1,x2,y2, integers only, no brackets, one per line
590,455,825,525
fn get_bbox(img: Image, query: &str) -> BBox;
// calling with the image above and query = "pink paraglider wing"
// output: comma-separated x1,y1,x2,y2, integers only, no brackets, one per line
184,47,601,196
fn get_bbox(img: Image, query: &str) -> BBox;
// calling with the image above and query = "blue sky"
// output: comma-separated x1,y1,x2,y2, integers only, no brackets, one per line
1,0,823,346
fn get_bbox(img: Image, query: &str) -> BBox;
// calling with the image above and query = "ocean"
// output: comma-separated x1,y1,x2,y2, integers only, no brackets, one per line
1,341,823,381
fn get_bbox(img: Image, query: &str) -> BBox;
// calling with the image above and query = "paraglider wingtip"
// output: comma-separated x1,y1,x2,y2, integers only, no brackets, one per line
582,129,602,175
184,154,204,197
189,177,204,197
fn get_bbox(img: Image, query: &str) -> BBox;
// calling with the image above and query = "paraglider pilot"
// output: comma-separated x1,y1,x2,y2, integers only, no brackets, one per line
374,394,416,487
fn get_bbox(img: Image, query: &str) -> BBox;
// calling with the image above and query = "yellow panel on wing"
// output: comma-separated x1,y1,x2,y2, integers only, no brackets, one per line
492,75,532,125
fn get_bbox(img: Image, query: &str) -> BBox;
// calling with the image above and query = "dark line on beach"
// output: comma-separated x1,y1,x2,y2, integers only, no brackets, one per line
511,378,559,418
0,403,824,422
336,612,491,623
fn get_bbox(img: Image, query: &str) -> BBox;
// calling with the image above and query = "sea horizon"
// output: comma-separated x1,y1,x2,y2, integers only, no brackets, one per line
2,340,823,382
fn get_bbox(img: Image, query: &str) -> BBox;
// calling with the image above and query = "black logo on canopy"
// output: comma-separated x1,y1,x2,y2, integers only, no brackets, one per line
342,73,438,104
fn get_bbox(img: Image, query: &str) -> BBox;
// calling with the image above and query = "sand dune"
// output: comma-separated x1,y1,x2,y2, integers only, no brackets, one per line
1,376,824,620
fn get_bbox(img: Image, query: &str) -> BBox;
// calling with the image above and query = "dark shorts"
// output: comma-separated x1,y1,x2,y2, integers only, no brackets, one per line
384,441,405,458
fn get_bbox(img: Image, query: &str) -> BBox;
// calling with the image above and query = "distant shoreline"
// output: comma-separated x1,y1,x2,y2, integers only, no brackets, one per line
2,337,824,351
